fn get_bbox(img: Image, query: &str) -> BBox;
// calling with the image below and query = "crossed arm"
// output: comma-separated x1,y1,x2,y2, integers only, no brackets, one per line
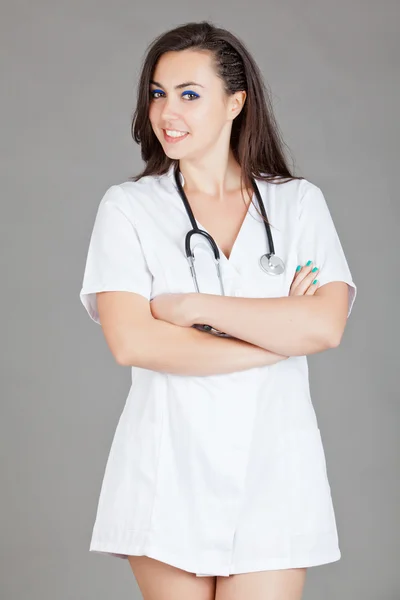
180,281,350,355
97,281,349,376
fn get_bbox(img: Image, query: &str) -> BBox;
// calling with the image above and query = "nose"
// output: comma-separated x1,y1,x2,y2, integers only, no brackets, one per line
159,95,182,123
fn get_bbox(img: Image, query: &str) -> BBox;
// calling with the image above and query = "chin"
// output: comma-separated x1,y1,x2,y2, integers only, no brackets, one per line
163,147,189,159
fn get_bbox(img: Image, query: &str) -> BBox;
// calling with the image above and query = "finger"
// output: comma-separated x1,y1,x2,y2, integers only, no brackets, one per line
304,279,320,294
290,265,309,293
296,271,319,295
290,263,318,293
292,262,315,284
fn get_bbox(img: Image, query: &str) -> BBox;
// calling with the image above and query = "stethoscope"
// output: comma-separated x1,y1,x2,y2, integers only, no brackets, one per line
173,164,285,336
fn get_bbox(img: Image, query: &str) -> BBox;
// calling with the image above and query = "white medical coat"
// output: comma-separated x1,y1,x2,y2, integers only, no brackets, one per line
79,164,357,576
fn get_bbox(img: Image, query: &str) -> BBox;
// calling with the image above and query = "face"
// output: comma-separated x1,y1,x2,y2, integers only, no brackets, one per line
148,49,246,160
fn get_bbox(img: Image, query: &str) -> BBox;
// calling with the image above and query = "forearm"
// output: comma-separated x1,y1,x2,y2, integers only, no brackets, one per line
192,294,334,356
120,318,288,375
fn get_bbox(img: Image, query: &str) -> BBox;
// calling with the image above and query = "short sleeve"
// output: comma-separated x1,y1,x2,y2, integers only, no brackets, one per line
79,185,153,325
296,182,357,317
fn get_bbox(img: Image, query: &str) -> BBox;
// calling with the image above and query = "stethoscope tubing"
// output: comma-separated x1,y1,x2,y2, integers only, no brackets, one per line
173,164,278,266
172,163,285,335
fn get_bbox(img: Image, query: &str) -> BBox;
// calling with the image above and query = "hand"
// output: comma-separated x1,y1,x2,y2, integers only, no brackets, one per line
289,261,320,296
150,292,196,327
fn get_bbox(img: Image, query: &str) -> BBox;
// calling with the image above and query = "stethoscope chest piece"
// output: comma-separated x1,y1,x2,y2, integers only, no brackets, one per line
259,253,285,275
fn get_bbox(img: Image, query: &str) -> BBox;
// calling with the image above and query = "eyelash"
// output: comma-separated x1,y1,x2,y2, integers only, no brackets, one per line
150,90,199,101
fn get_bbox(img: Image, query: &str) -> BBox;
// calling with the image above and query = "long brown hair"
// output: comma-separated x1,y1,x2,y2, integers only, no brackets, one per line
128,20,304,222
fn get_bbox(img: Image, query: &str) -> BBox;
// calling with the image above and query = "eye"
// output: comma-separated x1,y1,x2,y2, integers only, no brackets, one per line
150,89,164,99
149,89,200,101
182,91,199,100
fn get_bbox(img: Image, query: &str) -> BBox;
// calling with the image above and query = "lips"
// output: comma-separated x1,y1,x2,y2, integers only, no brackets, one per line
163,129,189,143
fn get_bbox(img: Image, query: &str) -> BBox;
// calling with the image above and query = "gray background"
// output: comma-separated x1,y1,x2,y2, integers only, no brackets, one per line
1,1,399,599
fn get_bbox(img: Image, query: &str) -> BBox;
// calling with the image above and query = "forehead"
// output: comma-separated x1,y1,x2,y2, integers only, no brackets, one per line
152,50,216,86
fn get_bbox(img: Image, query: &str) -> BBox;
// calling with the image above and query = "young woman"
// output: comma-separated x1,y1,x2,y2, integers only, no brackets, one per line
80,20,357,600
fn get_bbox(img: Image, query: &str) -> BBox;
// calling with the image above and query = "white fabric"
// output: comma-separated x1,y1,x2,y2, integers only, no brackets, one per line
79,165,357,576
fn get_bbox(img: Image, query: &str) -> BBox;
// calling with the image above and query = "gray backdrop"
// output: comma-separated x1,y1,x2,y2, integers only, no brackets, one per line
1,1,399,599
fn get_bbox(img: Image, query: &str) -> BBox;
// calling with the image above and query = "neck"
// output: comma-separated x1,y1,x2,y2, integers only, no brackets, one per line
178,151,243,199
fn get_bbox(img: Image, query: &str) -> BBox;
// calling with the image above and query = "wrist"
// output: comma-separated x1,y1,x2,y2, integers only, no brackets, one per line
184,292,207,326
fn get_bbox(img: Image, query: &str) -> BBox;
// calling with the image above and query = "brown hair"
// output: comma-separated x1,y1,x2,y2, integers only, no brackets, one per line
128,20,304,221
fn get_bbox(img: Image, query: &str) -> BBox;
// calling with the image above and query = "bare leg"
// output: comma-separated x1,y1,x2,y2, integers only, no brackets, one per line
215,568,307,600
127,555,217,600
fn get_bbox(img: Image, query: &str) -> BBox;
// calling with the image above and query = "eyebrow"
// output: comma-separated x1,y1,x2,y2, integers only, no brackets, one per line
149,79,205,89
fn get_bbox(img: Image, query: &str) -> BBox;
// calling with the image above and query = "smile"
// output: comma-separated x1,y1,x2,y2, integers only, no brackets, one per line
163,129,189,143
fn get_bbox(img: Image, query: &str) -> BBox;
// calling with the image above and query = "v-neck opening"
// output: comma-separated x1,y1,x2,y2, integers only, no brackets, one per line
167,165,258,265
189,193,256,264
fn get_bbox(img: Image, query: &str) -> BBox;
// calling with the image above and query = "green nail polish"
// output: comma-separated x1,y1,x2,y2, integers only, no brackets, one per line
296,265,301,271
311,267,318,272
306,260,312,266
313,279,318,285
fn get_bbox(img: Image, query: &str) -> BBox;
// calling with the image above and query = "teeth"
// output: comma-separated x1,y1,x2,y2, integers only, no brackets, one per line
165,129,188,137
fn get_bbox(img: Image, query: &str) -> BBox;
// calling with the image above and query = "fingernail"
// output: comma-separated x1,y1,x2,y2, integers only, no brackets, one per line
296,265,301,272
312,279,318,285
311,267,318,272
306,260,312,266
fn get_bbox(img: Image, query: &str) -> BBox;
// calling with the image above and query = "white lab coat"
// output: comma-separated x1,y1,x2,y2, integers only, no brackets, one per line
79,164,357,576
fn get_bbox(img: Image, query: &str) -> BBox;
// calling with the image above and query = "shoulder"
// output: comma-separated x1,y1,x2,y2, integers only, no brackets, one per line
259,174,322,215
98,173,164,223
258,172,318,196
271,177,327,217
278,176,320,199
295,178,330,216
118,172,161,199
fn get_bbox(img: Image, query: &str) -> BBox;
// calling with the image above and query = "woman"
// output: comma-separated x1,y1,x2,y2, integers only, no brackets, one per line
79,20,357,600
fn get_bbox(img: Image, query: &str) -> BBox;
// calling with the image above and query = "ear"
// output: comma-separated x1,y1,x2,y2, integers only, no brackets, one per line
229,90,247,119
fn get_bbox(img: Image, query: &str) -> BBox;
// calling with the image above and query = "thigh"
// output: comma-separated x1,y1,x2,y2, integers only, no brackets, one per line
215,567,307,600
127,555,217,600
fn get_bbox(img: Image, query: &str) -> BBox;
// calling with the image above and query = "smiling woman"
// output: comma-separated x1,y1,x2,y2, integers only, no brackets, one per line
79,19,357,600
148,50,247,164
